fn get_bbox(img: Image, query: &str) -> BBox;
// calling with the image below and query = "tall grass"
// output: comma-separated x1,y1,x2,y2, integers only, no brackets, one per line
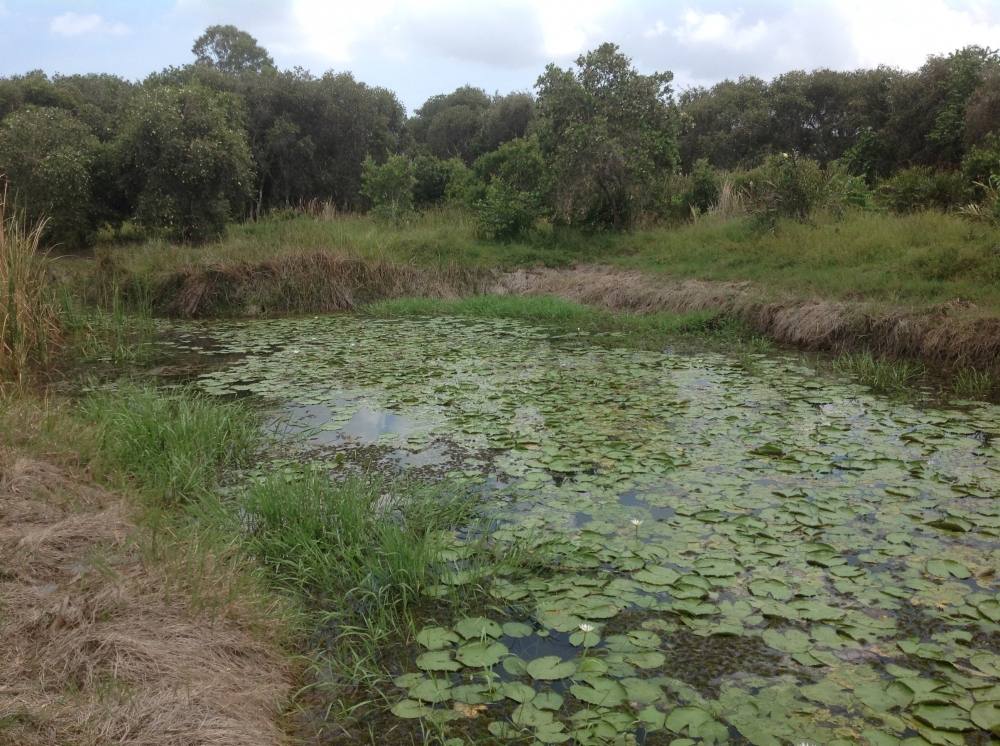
79,383,260,506
834,351,927,394
0,185,61,388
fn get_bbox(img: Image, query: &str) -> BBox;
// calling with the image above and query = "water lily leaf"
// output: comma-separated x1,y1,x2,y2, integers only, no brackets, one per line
533,691,564,711
622,677,663,704
568,628,601,647
499,681,536,703
391,698,431,718
976,599,1000,623
455,616,503,639
626,650,666,669
502,655,528,676
912,703,973,732
527,655,577,681
634,566,681,585
416,650,461,672
534,722,570,744
408,678,452,704
502,621,533,638
969,701,1000,734
570,678,627,707
664,705,712,733
638,706,667,730
451,683,491,704
416,626,460,650
925,559,971,579
456,640,508,668
749,578,794,601
511,702,554,727
762,628,812,654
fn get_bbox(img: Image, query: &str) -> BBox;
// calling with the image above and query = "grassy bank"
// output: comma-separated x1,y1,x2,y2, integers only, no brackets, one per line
15,383,518,743
99,207,1000,312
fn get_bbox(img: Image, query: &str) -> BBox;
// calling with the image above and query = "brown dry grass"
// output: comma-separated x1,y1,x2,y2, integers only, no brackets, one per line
0,448,292,746
153,253,491,318
0,183,62,388
495,266,1000,372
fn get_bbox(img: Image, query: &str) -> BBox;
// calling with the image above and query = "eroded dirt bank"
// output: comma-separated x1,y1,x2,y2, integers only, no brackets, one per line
0,451,290,746
495,266,1000,372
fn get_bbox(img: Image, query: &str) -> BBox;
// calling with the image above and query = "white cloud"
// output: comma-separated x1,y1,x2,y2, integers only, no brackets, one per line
672,10,768,52
50,12,130,38
833,0,1000,69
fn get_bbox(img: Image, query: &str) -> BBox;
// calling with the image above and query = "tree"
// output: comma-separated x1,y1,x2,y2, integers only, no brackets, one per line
0,107,100,246
535,43,678,229
192,25,275,76
116,85,254,242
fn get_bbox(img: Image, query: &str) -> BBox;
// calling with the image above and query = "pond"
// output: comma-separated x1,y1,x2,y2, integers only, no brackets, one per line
168,314,1000,745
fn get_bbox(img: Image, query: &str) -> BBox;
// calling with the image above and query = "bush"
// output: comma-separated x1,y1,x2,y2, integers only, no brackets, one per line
360,154,415,222
876,166,969,213
748,153,825,221
961,133,1000,199
686,158,720,213
0,107,101,246
411,153,453,207
443,159,486,208
475,179,542,240
824,161,875,213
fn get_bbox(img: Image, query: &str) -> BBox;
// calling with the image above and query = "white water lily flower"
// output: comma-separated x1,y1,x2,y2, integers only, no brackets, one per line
630,518,644,527
579,622,595,633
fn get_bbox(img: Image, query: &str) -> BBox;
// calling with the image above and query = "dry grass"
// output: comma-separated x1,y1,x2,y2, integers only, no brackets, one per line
0,183,61,388
0,448,292,746
495,266,1000,373
152,252,492,317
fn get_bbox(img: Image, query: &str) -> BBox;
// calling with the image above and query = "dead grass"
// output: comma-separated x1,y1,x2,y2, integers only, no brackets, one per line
495,266,1000,373
0,184,62,388
152,253,491,318
0,449,292,746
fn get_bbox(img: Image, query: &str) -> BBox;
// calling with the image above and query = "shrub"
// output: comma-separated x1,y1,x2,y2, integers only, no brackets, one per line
475,179,542,240
876,166,969,213
360,154,415,222
686,158,720,213
749,153,825,221
961,133,1000,199
411,153,453,208
824,161,875,213
443,159,485,208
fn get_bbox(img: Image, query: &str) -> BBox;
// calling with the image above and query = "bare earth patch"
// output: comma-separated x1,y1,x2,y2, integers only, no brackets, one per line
0,452,291,746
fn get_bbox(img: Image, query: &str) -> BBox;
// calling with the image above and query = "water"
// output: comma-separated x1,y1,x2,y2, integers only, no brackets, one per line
165,314,1000,744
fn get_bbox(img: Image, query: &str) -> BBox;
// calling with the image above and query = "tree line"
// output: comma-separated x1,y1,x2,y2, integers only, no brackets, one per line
0,25,998,245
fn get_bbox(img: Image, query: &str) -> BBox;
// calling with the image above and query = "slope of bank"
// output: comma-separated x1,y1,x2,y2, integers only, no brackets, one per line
0,407,291,746
495,266,1000,373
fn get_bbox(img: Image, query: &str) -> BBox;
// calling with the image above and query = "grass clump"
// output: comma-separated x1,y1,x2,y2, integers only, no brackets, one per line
835,351,927,394
951,367,997,400
0,186,61,389
79,383,260,506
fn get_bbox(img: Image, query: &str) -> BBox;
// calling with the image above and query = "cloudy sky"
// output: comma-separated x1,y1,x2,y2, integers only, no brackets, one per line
2,0,1000,110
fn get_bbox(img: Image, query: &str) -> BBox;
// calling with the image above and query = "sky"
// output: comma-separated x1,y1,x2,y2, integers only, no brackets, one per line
2,0,1000,111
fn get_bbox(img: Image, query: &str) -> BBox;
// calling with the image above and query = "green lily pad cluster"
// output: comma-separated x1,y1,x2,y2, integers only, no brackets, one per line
171,315,1000,743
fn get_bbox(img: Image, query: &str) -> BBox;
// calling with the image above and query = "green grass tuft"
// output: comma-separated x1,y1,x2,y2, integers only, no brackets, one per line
79,383,260,506
834,351,927,394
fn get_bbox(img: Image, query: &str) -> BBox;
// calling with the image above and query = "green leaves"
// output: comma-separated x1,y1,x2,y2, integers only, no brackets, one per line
456,640,508,668
455,616,503,640
526,656,577,681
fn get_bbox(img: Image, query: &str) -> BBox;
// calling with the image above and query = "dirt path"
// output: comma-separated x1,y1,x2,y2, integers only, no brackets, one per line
0,451,291,746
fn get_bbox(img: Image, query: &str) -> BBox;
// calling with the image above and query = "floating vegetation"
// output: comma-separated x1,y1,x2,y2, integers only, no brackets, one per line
171,314,1000,744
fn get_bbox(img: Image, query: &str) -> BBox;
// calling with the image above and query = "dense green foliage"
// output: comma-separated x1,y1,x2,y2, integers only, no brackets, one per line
0,30,998,243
